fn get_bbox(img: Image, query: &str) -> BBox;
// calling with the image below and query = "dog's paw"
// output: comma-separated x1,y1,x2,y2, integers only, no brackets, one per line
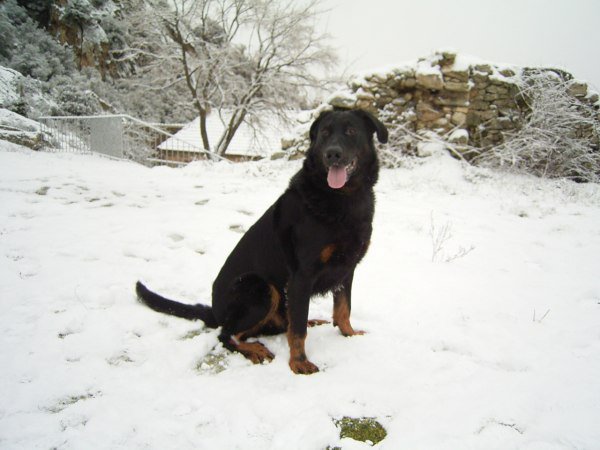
289,359,320,375
307,319,330,327
335,322,367,337
238,341,275,364
343,329,366,337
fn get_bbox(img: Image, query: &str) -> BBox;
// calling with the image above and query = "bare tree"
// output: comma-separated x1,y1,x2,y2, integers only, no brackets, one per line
117,0,336,156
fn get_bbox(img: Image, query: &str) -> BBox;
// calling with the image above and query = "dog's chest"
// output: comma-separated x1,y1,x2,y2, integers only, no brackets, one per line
319,225,370,265
308,220,370,292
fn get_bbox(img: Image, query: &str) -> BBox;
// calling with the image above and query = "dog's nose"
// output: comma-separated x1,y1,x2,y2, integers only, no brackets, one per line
325,147,343,165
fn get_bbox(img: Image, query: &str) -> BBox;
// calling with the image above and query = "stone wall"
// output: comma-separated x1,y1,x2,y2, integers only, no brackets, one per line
282,51,599,159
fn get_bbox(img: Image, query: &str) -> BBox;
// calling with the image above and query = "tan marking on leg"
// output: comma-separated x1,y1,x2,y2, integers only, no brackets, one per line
333,290,365,336
231,334,274,364
287,329,319,374
319,244,336,263
266,310,288,330
229,285,281,364
239,284,281,339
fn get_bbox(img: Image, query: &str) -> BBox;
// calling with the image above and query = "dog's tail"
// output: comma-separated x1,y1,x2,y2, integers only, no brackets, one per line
135,281,219,329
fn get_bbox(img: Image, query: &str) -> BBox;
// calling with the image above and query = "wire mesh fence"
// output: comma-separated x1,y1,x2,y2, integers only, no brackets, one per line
37,114,222,166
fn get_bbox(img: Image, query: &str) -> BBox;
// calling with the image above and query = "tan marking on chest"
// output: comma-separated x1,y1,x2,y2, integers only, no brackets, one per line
319,244,337,263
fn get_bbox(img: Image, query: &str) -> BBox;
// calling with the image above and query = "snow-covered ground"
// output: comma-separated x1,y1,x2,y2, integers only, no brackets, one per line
1,143,599,449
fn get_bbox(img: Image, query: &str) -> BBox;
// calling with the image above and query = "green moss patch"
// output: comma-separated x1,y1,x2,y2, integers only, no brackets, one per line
333,416,387,446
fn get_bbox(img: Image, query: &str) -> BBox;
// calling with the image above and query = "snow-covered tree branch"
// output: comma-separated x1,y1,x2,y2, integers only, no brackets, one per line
139,0,337,156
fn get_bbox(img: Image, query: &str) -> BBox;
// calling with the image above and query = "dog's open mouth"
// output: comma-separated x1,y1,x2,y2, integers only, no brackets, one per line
327,159,357,189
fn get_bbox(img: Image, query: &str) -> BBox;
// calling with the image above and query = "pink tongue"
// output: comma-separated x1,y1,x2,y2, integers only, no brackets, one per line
327,166,347,189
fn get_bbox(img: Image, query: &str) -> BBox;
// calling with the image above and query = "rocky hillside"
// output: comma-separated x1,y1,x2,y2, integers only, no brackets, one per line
0,0,196,121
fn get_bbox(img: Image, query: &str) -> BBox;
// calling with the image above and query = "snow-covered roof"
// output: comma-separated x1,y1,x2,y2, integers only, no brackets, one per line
159,110,295,157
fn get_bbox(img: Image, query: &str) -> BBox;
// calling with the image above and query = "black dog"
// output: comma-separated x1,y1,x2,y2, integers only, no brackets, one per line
136,109,388,374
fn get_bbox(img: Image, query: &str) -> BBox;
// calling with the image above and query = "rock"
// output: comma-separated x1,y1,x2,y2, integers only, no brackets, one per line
451,111,467,126
444,80,471,92
356,99,377,112
280,136,296,150
433,117,450,128
416,102,443,122
487,117,514,130
472,72,490,85
355,88,375,101
499,68,517,77
417,71,444,90
448,128,469,144
473,64,493,74
327,91,357,109
401,77,417,89
0,128,47,150
270,151,287,160
567,81,588,98
435,92,470,107
439,50,457,67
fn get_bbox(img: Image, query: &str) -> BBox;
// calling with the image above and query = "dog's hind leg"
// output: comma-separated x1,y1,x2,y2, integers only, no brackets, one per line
217,274,281,364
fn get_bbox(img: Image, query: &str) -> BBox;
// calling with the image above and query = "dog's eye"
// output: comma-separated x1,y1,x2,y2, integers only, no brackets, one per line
346,127,356,136
320,129,330,138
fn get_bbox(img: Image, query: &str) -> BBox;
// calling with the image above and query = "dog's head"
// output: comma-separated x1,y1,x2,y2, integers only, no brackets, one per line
306,109,388,190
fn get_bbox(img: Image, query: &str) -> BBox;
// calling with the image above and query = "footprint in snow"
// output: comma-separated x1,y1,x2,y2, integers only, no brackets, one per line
35,186,50,196
169,233,185,242
106,351,134,366
229,224,246,233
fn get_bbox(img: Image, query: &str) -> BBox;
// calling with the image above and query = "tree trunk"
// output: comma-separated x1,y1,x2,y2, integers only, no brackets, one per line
215,108,247,156
198,108,210,152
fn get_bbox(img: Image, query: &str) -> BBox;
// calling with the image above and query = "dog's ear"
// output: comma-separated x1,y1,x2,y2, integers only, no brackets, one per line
309,110,332,143
354,110,388,144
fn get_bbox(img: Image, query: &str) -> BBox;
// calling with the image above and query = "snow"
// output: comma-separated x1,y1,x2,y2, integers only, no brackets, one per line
351,50,526,86
0,108,41,132
1,143,600,449
416,58,443,77
448,128,469,144
0,67,22,107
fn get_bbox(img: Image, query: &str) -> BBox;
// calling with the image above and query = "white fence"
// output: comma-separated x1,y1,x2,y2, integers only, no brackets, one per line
37,114,225,165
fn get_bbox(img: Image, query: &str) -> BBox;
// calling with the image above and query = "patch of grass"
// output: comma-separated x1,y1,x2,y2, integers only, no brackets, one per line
195,352,228,374
333,416,387,446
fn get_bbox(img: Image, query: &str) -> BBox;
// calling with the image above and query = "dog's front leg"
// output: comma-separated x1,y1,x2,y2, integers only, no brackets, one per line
333,271,365,336
286,274,319,374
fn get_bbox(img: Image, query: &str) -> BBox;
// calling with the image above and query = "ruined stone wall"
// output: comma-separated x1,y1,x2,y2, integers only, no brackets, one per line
282,51,599,159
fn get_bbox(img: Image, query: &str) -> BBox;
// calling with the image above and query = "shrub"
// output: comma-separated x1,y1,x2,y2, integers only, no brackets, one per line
474,70,600,182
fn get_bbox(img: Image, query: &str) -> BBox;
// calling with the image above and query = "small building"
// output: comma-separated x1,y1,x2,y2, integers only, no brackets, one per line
157,110,295,163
